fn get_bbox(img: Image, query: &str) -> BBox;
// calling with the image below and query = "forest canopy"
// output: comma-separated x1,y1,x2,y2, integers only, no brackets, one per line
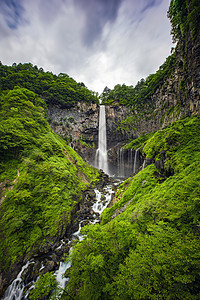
0,62,98,107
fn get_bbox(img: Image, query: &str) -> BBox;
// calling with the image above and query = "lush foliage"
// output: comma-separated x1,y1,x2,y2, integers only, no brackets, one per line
168,0,200,42
0,87,99,272
64,116,200,299
29,272,58,300
101,53,176,107
0,62,98,107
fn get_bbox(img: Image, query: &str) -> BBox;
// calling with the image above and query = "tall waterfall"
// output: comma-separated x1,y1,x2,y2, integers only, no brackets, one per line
95,105,109,174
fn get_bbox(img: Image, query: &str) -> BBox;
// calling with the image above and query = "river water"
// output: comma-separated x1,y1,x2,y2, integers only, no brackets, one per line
2,184,115,299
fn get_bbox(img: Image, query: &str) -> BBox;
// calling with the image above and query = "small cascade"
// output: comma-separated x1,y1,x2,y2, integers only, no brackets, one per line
3,185,115,299
128,149,133,174
2,261,35,300
117,147,140,178
53,185,114,295
118,148,125,177
95,105,109,174
142,159,146,170
133,148,139,174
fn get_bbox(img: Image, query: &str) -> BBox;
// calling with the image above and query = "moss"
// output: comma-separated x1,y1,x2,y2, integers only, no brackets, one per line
0,87,100,273
66,116,200,299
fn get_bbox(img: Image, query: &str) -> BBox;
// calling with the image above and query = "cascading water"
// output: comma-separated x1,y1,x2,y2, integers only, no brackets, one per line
118,148,125,177
133,148,139,174
95,104,109,174
2,261,35,300
3,185,114,299
117,148,140,178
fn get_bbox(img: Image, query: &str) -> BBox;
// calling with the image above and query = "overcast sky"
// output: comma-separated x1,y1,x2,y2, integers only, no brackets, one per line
0,0,173,94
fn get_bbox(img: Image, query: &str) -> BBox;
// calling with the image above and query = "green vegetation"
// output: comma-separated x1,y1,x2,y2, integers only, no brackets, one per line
0,87,99,273
168,0,200,42
64,116,200,299
30,272,58,300
101,53,176,108
0,62,98,107
101,0,200,111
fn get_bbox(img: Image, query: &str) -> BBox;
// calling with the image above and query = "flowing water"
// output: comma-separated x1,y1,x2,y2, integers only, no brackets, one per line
2,261,35,300
117,148,140,178
54,185,114,293
95,105,109,174
3,185,114,299
133,148,139,174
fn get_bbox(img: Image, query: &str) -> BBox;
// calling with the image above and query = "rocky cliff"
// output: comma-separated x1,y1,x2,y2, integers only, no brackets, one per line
47,19,200,176
121,26,200,136
47,102,99,165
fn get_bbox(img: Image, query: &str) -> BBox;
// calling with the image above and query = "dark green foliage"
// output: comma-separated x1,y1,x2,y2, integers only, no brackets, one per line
0,87,48,159
29,272,58,300
115,229,200,299
168,0,200,41
0,87,99,272
0,63,98,107
64,116,200,299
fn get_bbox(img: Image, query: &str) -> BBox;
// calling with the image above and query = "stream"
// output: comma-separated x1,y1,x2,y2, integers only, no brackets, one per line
2,184,115,300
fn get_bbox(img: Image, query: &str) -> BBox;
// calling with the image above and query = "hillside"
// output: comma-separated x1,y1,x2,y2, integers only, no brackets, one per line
0,0,200,299
65,116,200,299
0,63,98,108
0,87,100,295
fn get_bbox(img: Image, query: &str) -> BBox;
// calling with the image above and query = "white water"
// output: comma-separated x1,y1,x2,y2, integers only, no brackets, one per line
2,261,34,300
133,148,139,174
142,159,146,170
47,186,114,297
118,148,140,177
118,148,125,177
95,105,109,174
93,185,114,216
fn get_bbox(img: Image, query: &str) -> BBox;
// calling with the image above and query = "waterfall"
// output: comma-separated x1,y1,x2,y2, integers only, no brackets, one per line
142,159,146,170
118,148,125,178
133,148,139,174
96,105,109,174
128,149,133,174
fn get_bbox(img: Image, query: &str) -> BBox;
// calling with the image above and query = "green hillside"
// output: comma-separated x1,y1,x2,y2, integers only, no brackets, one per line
65,116,200,299
0,87,99,276
0,62,98,107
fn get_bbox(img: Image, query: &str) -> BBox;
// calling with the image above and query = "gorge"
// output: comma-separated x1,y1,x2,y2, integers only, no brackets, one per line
0,0,200,299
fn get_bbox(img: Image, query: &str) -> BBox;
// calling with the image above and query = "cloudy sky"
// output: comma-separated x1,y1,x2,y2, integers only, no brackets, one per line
0,0,173,94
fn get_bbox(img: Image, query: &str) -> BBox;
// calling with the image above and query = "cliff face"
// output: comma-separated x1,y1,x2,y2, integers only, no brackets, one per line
47,102,99,165
47,102,99,145
106,105,134,149
114,28,200,138
47,26,200,174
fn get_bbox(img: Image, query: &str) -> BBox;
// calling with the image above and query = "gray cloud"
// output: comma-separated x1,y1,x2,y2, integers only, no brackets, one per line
0,0,173,93
0,0,25,29
74,0,123,46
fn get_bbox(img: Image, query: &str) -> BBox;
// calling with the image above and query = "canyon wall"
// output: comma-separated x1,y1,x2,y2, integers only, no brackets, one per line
47,28,200,175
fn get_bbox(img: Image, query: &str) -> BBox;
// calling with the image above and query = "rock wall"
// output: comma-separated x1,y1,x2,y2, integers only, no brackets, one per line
106,105,134,149
47,28,200,175
114,29,200,139
47,102,99,165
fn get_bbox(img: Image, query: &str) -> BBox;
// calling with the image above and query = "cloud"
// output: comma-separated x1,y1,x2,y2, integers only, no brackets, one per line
74,0,123,47
0,0,173,93
0,0,25,29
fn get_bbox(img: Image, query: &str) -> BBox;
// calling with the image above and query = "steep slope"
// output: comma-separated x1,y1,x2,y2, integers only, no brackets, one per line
65,116,200,299
0,87,99,296
102,0,200,139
